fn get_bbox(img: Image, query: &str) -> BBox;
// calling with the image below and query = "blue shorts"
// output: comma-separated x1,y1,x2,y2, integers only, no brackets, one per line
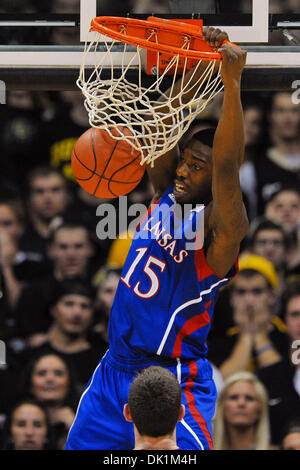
65,349,217,450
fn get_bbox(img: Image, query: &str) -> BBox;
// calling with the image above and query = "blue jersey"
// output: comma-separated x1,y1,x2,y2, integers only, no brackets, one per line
108,185,237,362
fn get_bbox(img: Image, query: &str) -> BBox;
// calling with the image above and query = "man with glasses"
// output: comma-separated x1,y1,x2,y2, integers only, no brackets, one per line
247,218,288,295
207,254,290,380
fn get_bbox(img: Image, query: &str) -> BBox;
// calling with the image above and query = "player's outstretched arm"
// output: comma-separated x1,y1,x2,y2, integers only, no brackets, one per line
147,28,229,203
205,43,249,277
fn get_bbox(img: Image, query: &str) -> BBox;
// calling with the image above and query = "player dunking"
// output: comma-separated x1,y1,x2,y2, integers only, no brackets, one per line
65,28,248,450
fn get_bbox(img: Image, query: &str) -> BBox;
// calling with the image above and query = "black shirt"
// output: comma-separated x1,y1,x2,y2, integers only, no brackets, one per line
256,358,300,445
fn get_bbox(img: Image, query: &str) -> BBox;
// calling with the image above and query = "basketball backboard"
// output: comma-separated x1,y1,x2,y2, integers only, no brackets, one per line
81,0,269,43
0,0,299,90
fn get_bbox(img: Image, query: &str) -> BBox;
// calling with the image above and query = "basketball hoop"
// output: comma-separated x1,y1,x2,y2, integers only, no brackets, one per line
77,16,232,167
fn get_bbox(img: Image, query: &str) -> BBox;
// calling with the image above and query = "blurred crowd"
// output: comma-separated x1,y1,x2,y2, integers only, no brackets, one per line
0,0,300,452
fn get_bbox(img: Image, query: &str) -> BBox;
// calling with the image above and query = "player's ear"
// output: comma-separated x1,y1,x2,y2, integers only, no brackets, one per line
123,403,133,422
178,404,185,422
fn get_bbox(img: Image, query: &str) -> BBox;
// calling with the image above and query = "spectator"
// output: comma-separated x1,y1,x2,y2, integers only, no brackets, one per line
20,279,107,391
256,282,300,445
254,92,300,215
1,399,54,450
92,266,122,343
281,418,300,450
123,366,185,450
0,197,54,333
47,223,94,282
263,186,300,278
19,353,79,449
19,166,71,264
15,223,95,339
264,186,300,234
208,254,290,380
0,198,25,334
246,218,289,294
213,371,271,450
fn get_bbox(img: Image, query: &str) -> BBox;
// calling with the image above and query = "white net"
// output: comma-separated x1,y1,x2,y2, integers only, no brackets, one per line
77,31,224,167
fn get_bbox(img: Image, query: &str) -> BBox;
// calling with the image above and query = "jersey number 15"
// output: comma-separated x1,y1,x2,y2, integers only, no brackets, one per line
121,247,166,299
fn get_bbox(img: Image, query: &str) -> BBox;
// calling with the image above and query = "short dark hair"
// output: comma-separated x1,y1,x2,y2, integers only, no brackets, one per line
232,268,272,290
192,127,217,148
128,366,182,438
49,278,94,308
26,165,68,194
248,218,288,249
48,222,90,245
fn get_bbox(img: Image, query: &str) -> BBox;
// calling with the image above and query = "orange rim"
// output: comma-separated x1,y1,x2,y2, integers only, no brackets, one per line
90,16,225,61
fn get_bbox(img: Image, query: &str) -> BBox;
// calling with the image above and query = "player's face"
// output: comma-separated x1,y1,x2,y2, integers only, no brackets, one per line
223,381,261,429
174,138,212,206
31,355,70,403
11,404,48,450
52,294,93,335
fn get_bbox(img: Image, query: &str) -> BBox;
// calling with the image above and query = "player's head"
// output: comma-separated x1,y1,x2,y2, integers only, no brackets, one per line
174,127,216,206
123,366,185,439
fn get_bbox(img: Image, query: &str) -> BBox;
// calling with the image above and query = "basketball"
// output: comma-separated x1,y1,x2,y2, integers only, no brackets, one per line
71,127,146,198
